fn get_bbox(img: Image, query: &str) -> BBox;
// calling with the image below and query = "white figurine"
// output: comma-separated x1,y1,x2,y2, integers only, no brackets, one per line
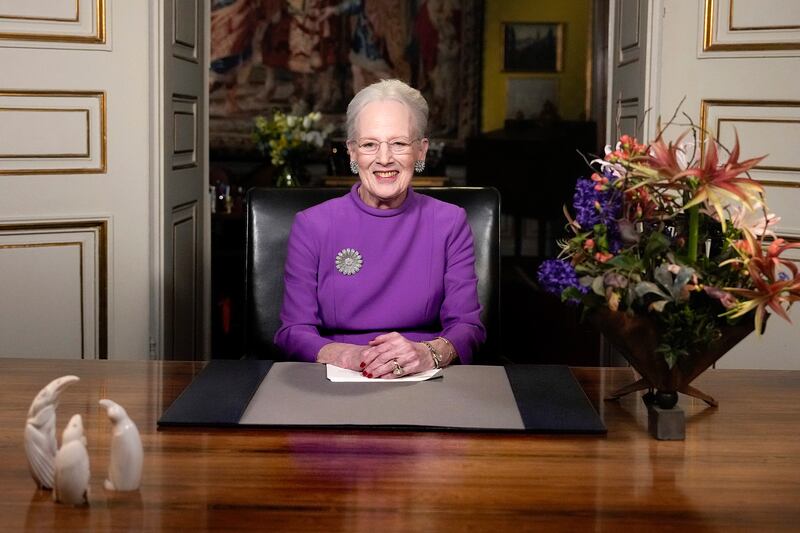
24,375,80,489
99,399,143,491
53,414,90,505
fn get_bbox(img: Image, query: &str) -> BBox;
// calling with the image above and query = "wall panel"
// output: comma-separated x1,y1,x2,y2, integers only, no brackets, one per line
172,0,198,63
701,99,800,233
171,94,197,169
703,0,800,52
0,91,106,174
617,0,641,66
0,0,106,44
170,202,197,359
0,220,107,358
654,0,800,368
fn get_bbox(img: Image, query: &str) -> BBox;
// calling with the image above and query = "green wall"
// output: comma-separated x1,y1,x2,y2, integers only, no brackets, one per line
482,0,593,132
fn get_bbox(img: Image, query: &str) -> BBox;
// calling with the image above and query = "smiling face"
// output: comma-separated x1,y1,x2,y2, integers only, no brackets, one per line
348,100,428,209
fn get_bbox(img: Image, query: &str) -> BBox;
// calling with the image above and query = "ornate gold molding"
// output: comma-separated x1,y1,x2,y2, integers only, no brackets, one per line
729,0,800,30
700,99,800,188
0,108,90,158
704,0,800,51
761,181,800,189
777,234,800,243
0,219,107,358
0,241,85,354
0,0,79,22
0,90,106,175
0,0,105,44
717,118,800,172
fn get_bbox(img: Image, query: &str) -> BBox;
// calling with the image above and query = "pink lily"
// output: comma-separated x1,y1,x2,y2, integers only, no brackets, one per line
684,133,766,230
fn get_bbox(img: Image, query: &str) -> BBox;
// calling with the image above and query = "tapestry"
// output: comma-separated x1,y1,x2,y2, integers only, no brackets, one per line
209,0,483,153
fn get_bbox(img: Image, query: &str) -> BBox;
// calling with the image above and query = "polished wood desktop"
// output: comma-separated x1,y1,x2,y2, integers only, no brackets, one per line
3,358,799,531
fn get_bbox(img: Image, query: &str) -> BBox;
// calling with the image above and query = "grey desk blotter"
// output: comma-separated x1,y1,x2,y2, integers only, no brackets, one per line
240,363,523,430
159,361,606,434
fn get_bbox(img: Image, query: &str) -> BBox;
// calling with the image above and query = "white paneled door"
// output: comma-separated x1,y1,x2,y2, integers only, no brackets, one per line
0,1,209,360
609,0,800,369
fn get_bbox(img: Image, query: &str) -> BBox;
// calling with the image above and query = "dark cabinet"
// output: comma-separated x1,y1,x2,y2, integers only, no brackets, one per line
466,121,597,257
467,122,604,366
211,212,246,359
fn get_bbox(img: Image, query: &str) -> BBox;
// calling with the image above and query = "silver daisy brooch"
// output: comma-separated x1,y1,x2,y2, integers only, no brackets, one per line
335,248,363,275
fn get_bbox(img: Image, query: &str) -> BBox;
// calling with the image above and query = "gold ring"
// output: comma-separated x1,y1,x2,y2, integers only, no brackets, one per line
392,360,404,376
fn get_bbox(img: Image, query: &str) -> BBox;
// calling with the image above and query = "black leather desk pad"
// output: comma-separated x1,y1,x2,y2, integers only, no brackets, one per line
158,361,605,434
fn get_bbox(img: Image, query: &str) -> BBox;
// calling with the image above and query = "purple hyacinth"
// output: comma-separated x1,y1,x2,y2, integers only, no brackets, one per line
572,176,623,252
537,259,588,300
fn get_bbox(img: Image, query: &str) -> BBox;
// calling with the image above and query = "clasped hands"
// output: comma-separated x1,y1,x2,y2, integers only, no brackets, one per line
317,332,437,379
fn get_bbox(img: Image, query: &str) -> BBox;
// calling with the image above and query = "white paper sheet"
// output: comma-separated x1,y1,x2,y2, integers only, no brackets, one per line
326,364,442,382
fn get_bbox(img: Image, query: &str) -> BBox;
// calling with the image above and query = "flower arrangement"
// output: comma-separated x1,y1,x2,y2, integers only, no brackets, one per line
253,111,332,186
538,123,800,369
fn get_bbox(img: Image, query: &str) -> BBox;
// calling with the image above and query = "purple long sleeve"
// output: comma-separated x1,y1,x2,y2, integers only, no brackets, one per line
274,184,486,363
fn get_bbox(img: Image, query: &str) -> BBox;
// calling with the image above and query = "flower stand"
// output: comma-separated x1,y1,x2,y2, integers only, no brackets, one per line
591,308,756,439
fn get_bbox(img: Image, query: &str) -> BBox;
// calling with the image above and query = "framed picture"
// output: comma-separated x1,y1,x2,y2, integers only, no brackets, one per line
502,22,564,73
506,78,559,120
209,0,484,154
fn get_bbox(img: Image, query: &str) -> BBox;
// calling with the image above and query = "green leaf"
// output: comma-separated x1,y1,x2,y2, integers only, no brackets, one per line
656,343,679,369
644,232,670,262
561,287,585,302
591,275,605,296
654,264,673,289
574,263,597,275
578,275,595,290
674,266,696,289
606,254,642,271
634,281,669,300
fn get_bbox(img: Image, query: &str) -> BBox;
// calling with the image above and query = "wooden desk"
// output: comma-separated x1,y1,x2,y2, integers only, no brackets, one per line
3,359,799,531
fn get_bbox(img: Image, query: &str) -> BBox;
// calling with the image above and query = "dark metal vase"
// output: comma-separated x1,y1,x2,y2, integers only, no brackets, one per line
590,308,756,408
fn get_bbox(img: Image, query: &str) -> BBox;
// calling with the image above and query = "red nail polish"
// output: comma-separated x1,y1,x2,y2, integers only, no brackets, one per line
360,362,366,368
367,373,373,378
362,371,367,376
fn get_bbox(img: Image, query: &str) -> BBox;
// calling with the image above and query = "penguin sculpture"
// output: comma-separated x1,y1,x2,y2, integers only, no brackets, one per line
24,375,80,489
53,414,90,505
99,399,143,491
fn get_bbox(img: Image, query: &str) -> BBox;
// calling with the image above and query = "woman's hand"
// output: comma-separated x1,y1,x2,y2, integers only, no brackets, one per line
361,332,434,379
316,342,368,371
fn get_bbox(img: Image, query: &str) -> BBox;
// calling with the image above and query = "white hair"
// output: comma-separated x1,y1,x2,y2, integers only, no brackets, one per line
346,79,429,140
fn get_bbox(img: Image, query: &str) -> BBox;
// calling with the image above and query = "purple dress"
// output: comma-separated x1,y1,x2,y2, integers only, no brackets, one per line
274,184,486,363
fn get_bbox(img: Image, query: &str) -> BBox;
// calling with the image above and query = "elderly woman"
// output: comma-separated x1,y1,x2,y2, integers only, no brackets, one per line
274,79,485,378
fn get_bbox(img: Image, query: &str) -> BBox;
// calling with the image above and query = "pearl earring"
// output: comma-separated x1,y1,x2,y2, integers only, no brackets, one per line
414,160,425,174
350,160,359,174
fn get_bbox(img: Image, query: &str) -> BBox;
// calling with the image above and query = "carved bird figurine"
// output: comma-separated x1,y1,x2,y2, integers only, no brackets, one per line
53,414,90,505
99,399,143,491
24,375,80,489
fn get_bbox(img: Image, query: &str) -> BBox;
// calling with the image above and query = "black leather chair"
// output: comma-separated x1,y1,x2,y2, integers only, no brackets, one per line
244,187,501,363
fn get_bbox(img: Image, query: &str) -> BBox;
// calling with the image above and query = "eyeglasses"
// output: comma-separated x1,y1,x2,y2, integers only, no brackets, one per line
349,138,420,155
